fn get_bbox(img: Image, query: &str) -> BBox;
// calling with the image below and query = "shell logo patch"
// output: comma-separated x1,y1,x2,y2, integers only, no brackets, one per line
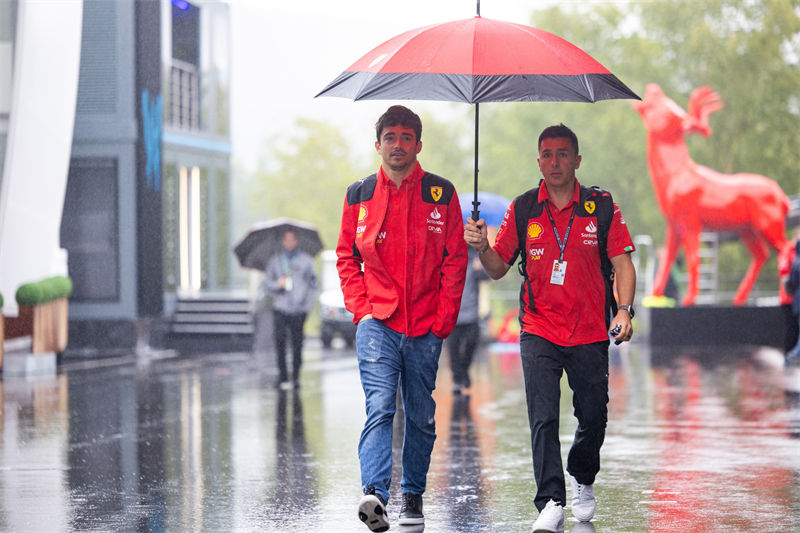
584,201,596,214
358,205,368,222
527,222,544,240
430,186,443,202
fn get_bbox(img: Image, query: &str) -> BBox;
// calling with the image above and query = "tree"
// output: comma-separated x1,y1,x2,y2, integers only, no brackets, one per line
416,108,473,195
247,113,473,251
475,0,799,298
244,0,799,300
248,118,370,251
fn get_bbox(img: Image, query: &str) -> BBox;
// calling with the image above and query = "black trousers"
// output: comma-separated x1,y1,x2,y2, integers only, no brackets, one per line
520,332,609,511
273,311,307,382
448,322,480,387
782,304,799,353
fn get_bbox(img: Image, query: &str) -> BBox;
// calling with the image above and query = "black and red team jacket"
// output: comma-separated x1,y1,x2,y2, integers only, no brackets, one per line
336,163,467,338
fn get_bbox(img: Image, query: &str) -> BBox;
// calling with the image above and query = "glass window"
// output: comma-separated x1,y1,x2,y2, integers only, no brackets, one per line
171,1,199,66
61,157,120,301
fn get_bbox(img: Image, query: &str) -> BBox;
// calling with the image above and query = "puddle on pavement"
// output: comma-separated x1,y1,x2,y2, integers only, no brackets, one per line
0,342,797,531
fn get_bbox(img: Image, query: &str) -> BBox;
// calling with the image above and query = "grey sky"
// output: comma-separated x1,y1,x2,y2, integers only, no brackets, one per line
228,0,541,171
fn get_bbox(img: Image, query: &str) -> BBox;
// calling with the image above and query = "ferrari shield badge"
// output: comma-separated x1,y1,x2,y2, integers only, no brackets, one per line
584,200,596,214
430,186,443,202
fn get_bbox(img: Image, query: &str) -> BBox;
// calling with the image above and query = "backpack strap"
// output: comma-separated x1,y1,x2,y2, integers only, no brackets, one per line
512,186,543,315
578,185,617,327
345,174,378,259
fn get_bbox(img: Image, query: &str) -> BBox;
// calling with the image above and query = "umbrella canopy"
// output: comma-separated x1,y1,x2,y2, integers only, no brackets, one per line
233,217,323,271
316,16,639,104
458,192,510,226
316,13,640,221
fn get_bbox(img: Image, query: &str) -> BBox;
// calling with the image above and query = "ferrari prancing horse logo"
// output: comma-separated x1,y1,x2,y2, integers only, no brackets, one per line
430,186,443,202
584,200,596,214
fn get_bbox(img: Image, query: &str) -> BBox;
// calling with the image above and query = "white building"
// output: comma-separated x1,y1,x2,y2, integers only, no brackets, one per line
0,0,234,355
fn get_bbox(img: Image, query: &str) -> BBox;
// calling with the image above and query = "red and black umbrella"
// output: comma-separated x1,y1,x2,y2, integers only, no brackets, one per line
316,5,639,220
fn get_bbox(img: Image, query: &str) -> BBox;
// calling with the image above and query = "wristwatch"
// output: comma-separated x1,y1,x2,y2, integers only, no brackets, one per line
618,304,635,318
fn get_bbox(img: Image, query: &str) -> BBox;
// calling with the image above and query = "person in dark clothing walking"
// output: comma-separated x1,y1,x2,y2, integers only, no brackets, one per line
264,229,317,389
448,246,490,395
784,238,800,367
779,234,799,355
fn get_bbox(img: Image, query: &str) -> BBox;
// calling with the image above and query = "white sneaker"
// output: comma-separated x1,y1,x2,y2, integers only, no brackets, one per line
532,499,564,533
358,492,389,532
569,474,596,522
571,522,596,533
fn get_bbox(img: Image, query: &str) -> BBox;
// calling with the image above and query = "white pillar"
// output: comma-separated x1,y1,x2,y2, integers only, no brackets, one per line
0,0,84,316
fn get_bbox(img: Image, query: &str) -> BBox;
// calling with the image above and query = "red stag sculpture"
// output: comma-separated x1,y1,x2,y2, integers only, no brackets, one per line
633,83,789,306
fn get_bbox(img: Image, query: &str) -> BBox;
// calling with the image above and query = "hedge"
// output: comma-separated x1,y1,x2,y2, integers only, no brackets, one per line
0,291,3,309
15,276,73,306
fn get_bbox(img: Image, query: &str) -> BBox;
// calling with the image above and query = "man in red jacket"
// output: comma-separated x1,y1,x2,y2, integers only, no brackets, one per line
465,124,636,532
337,105,467,531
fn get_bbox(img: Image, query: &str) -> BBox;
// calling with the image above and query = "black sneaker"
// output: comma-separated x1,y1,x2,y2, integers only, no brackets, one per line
398,492,424,526
358,488,389,532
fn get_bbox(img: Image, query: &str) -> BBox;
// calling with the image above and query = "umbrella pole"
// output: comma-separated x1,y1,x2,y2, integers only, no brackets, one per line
471,0,481,221
472,103,481,222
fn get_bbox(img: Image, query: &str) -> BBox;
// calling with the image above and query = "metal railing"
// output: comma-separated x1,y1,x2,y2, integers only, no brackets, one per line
168,59,200,130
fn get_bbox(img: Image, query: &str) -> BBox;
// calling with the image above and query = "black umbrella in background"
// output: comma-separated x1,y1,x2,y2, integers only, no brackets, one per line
315,1,639,221
234,217,323,271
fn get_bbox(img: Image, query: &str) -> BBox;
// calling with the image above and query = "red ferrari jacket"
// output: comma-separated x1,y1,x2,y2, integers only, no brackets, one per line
336,163,467,338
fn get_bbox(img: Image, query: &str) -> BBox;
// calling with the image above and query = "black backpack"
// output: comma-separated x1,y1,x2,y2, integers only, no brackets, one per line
512,181,617,327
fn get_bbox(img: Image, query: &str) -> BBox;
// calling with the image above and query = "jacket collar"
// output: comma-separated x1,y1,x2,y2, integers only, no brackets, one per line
537,178,581,209
377,162,425,189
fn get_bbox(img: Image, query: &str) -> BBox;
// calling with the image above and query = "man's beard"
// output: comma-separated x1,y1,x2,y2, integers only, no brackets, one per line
388,153,412,172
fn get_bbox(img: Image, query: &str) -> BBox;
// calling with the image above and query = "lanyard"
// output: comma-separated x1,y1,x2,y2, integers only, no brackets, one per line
544,202,577,262
280,252,294,274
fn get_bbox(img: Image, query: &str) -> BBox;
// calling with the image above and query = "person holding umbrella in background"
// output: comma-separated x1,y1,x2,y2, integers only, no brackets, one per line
263,229,317,389
337,105,467,531
464,124,636,532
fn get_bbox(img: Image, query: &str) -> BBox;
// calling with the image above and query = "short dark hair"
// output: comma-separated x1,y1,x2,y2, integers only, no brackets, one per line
375,105,422,143
538,123,579,154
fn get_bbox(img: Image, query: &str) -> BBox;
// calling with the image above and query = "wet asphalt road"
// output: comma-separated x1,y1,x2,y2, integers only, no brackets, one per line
1,339,799,532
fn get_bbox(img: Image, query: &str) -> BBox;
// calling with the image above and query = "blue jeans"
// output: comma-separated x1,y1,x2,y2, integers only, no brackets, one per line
356,318,443,504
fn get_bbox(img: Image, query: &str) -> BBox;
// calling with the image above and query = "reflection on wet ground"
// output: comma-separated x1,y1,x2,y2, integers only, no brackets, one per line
0,341,798,532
